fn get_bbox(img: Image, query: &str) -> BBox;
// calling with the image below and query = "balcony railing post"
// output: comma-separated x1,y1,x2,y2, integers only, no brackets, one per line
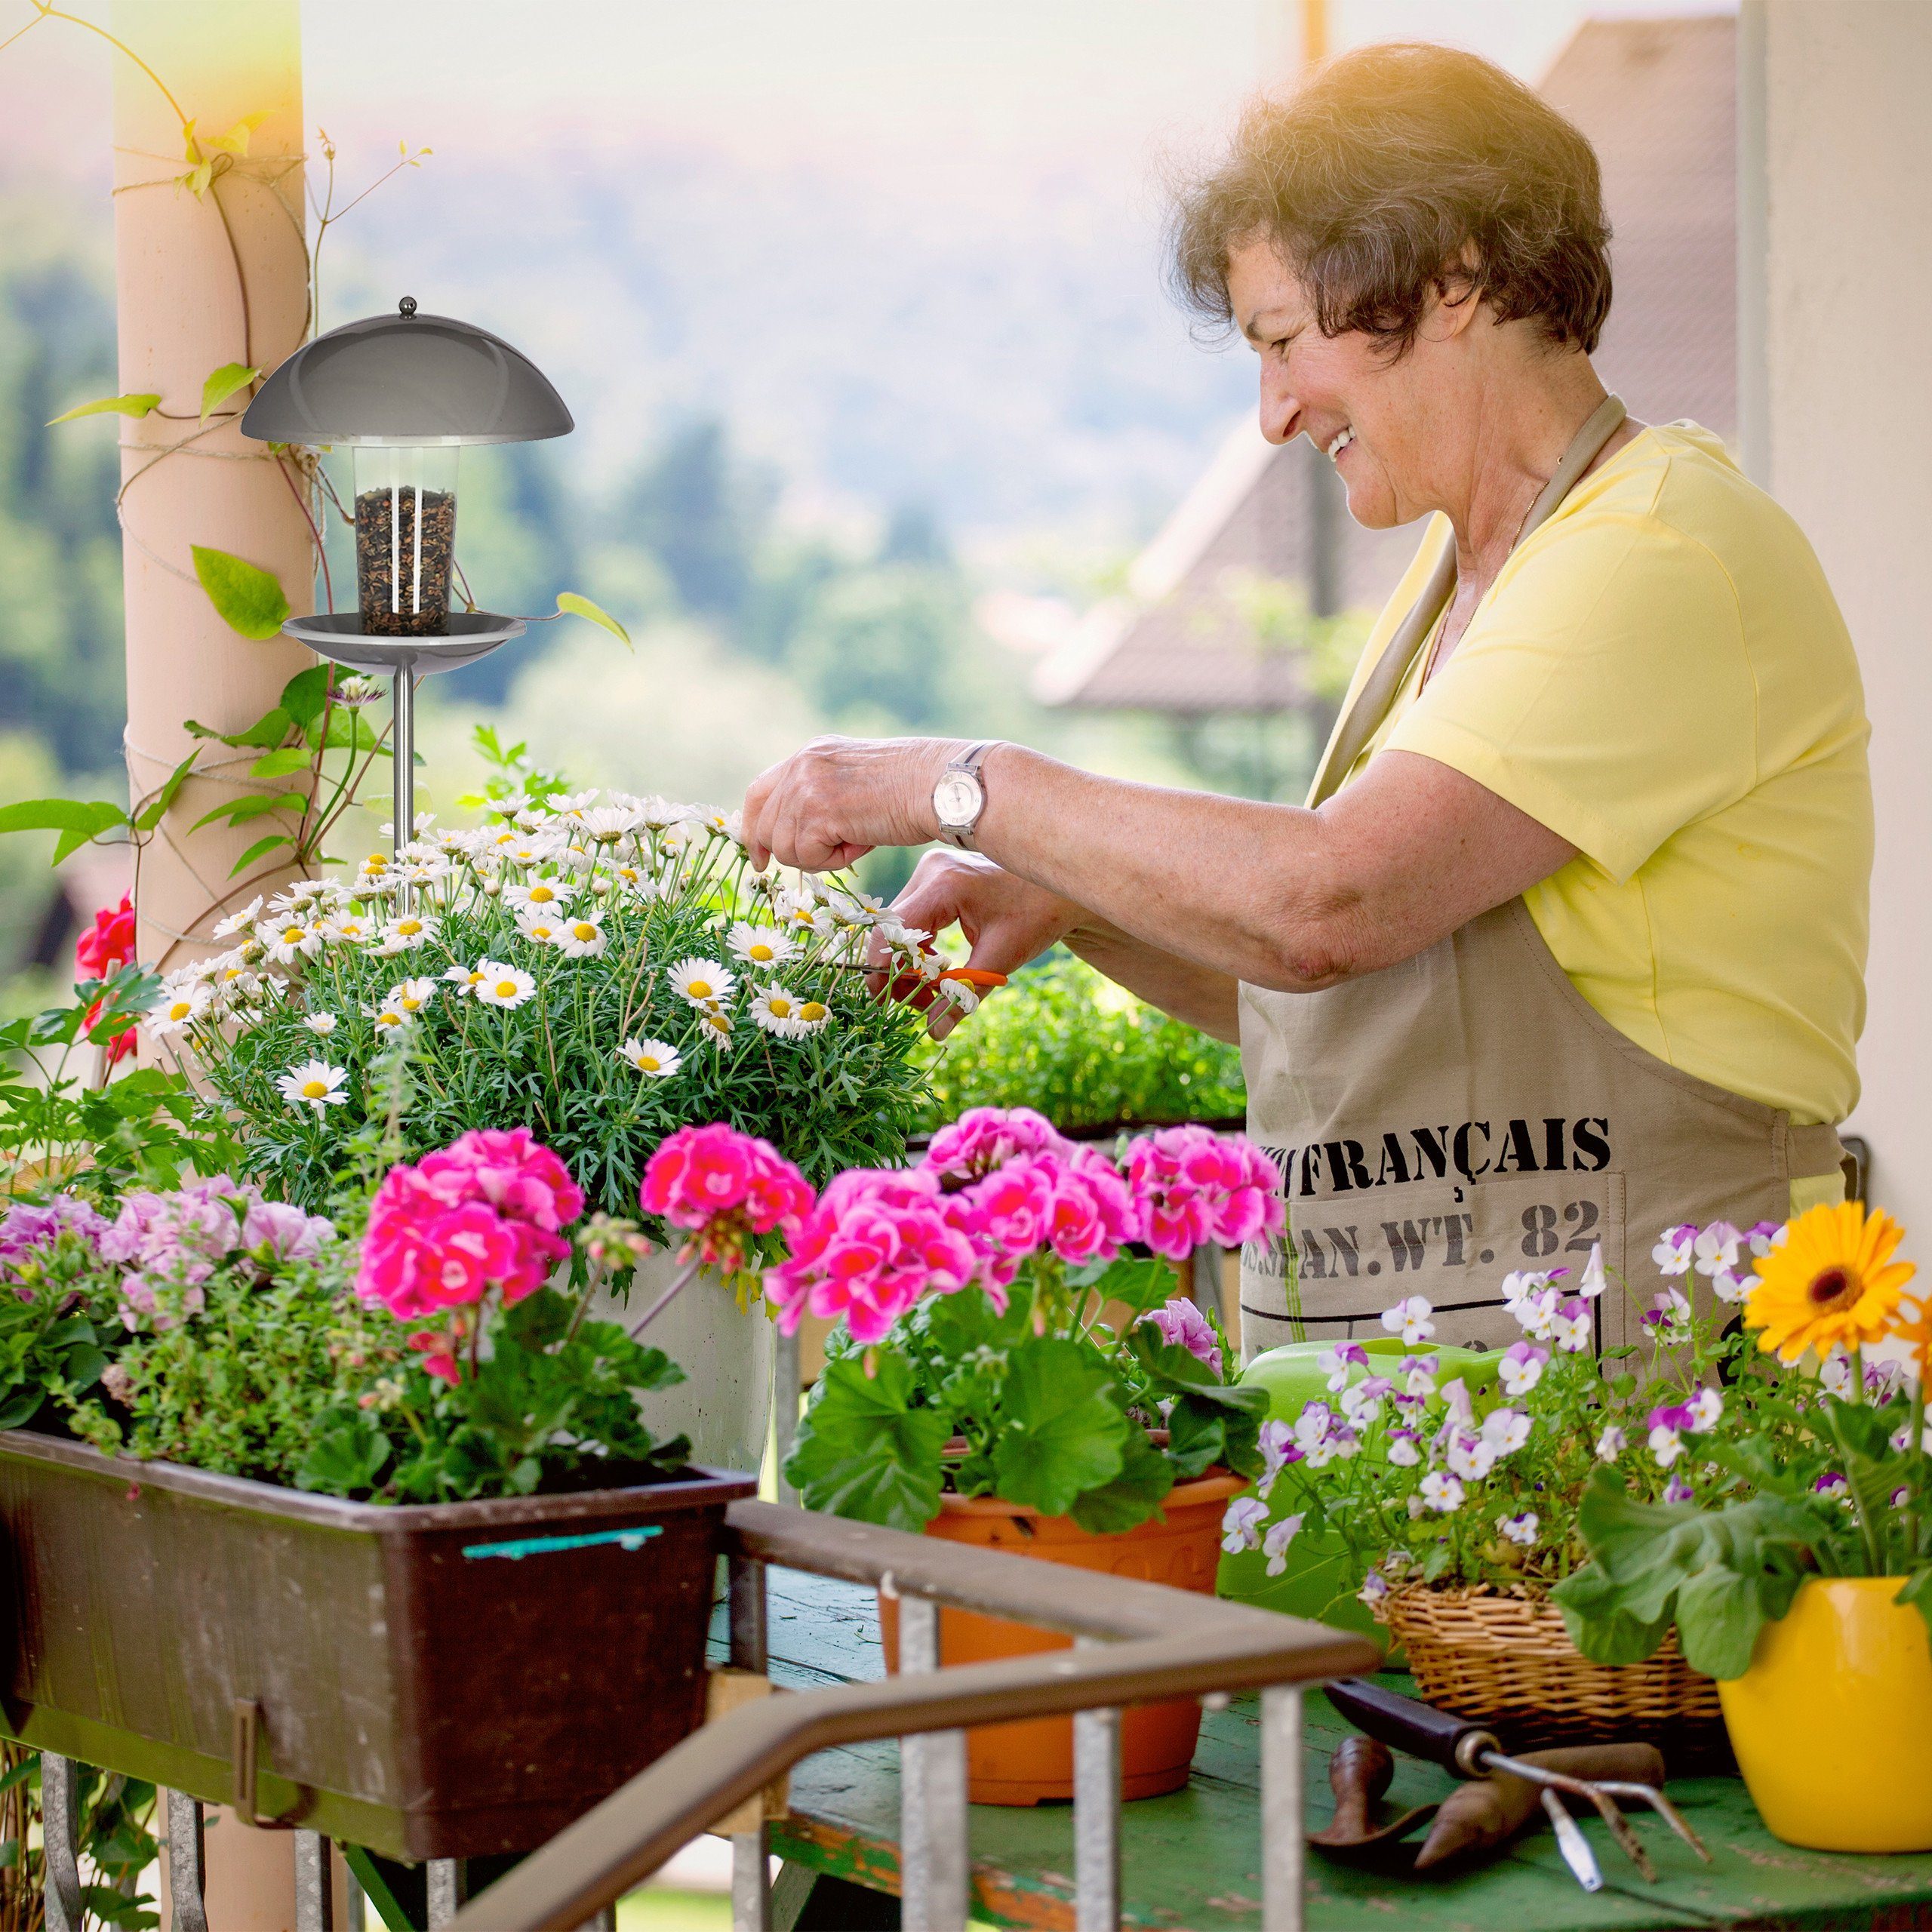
428,1860,468,1929
897,1595,968,1932
1072,1639,1121,1932
729,1551,774,1932
164,1792,209,1932
42,1755,82,1932
1260,1686,1305,1932
294,1832,335,1932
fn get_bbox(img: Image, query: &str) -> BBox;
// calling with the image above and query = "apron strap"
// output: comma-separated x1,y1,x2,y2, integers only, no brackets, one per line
1308,392,1628,808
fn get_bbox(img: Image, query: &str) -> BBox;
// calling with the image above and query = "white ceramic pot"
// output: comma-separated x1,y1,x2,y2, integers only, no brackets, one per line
583,1247,772,1478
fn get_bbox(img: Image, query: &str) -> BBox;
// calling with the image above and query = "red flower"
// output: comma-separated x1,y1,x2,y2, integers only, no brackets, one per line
77,896,138,1066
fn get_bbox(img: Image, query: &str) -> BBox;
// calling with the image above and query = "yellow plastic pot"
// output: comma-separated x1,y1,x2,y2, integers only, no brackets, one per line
1718,1577,1932,1852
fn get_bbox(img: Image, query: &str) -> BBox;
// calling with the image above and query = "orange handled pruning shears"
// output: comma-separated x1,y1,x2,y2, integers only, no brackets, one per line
912,940,1008,990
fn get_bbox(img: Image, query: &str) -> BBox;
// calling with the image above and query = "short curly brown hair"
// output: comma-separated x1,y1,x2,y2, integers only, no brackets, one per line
1168,42,1612,358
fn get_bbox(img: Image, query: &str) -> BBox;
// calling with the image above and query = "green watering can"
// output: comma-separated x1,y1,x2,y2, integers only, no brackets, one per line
1216,1337,1500,1638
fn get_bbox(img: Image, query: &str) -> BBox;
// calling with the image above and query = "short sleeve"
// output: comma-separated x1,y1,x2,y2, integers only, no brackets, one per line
1382,509,1755,884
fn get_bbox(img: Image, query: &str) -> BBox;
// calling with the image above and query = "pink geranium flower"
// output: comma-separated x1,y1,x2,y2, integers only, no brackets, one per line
923,1106,1073,1183
1124,1127,1284,1261
358,1130,580,1332
417,1127,583,1232
765,1168,981,1343
638,1124,814,1270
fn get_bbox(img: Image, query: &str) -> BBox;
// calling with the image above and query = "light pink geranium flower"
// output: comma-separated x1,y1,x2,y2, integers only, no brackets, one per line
1141,1295,1223,1376
922,1106,1073,1182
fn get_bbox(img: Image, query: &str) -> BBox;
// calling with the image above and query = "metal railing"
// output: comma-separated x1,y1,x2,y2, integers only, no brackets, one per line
38,1495,1376,1932
449,1498,1377,1932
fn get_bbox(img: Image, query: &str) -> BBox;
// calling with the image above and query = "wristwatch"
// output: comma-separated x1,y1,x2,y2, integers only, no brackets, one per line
932,740,998,850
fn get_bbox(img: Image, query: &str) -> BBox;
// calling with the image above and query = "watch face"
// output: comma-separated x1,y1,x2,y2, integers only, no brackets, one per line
934,771,982,827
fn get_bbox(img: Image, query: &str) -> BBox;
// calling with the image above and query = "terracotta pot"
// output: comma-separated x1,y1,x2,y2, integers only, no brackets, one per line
879,1471,1247,1805
1719,1576,1932,1852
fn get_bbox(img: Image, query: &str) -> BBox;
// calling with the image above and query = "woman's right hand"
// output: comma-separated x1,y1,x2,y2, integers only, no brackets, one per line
880,850,1085,1038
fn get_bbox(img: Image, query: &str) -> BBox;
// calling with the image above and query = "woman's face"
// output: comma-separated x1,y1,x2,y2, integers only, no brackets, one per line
1225,238,1455,531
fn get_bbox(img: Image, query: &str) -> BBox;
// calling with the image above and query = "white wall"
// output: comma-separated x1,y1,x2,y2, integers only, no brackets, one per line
1755,2,1932,1232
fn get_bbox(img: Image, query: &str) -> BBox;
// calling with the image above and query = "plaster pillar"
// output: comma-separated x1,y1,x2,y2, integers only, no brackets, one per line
112,0,314,974
1754,2,1932,1232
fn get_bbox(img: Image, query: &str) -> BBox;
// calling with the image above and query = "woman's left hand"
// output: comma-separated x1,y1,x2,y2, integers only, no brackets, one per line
743,734,962,872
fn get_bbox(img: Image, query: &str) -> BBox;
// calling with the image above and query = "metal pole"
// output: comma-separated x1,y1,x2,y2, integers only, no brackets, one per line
294,1833,336,1932
1260,1687,1305,1932
42,1755,82,1932
391,666,416,909
1072,1641,1121,1932
898,1596,969,1932
165,1792,210,1932
729,1552,774,1932
773,1321,801,1506
1736,0,1772,487
428,1861,468,1929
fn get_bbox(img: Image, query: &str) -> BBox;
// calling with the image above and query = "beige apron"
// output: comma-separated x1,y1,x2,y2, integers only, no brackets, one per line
1239,396,1846,1356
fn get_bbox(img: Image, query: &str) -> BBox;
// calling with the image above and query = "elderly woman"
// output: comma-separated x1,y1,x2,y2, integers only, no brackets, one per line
742,42,1871,1354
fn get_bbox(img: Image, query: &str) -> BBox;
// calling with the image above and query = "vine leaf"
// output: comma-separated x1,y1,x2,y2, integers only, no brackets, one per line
133,752,201,832
202,113,267,159
0,798,129,865
47,393,161,427
191,546,291,639
200,363,261,425
230,832,296,878
555,592,631,648
188,789,301,835
249,747,315,780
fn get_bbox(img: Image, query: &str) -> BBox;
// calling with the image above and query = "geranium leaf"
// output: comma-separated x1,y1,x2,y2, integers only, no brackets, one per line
190,545,291,639
46,392,161,426
199,362,260,424
989,1336,1128,1517
783,1351,947,1531
1067,1426,1175,1534
555,592,631,648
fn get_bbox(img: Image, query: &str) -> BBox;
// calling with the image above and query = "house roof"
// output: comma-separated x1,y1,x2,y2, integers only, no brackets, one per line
1038,14,1738,715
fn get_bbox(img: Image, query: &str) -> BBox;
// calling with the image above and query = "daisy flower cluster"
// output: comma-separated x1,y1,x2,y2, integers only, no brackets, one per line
146,778,937,1216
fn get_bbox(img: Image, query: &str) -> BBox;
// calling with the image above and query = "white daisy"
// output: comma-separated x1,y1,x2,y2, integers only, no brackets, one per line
551,789,601,820
263,918,323,966
443,963,488,997
211,897,264,939
618,1036,682,1077
266,880,327,915
696,1004,734,1044
728,921,797,970
794,996,830,1034
669,958,737,1007
387,977,438,1015
321,912,372,946
636,796,688,829
303,1011,339,1036
379,913,438,954
558,912,608,958
702,807,745,844
146,985,211,1037
580,805,641,844
516,911,568,948
358,852,390,880
275,1058,349,1115
506,878,574,914
749,985,811,1039
474,964,537,1009
371,1005,411,1031
608,860,657,899
934,979,981,1017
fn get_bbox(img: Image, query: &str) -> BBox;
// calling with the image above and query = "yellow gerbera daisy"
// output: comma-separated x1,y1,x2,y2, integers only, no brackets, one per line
1744,1201,1917,1364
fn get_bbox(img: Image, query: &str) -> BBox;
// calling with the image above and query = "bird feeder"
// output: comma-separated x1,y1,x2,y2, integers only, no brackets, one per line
240,299,573,872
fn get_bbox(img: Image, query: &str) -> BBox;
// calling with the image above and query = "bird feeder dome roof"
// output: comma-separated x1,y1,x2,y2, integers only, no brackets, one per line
241,299,574,448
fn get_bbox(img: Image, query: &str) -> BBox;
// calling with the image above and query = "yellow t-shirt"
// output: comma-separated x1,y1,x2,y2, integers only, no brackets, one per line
1326,423,1871,1214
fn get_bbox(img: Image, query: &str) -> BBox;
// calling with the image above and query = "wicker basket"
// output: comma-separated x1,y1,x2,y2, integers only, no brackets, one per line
1378,1584,1730,1766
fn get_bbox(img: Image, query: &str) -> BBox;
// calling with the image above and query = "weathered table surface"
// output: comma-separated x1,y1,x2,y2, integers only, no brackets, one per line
710,1567,1932,1932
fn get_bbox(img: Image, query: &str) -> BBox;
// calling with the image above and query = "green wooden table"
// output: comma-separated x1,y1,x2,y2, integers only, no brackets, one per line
711,1567,1932,1932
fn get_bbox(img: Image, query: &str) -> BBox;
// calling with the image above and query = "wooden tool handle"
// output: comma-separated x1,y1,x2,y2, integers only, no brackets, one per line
1325,1678,1497,1775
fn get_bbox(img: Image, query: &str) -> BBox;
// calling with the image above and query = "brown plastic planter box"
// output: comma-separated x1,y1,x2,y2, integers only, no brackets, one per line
0,1431,755,1858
